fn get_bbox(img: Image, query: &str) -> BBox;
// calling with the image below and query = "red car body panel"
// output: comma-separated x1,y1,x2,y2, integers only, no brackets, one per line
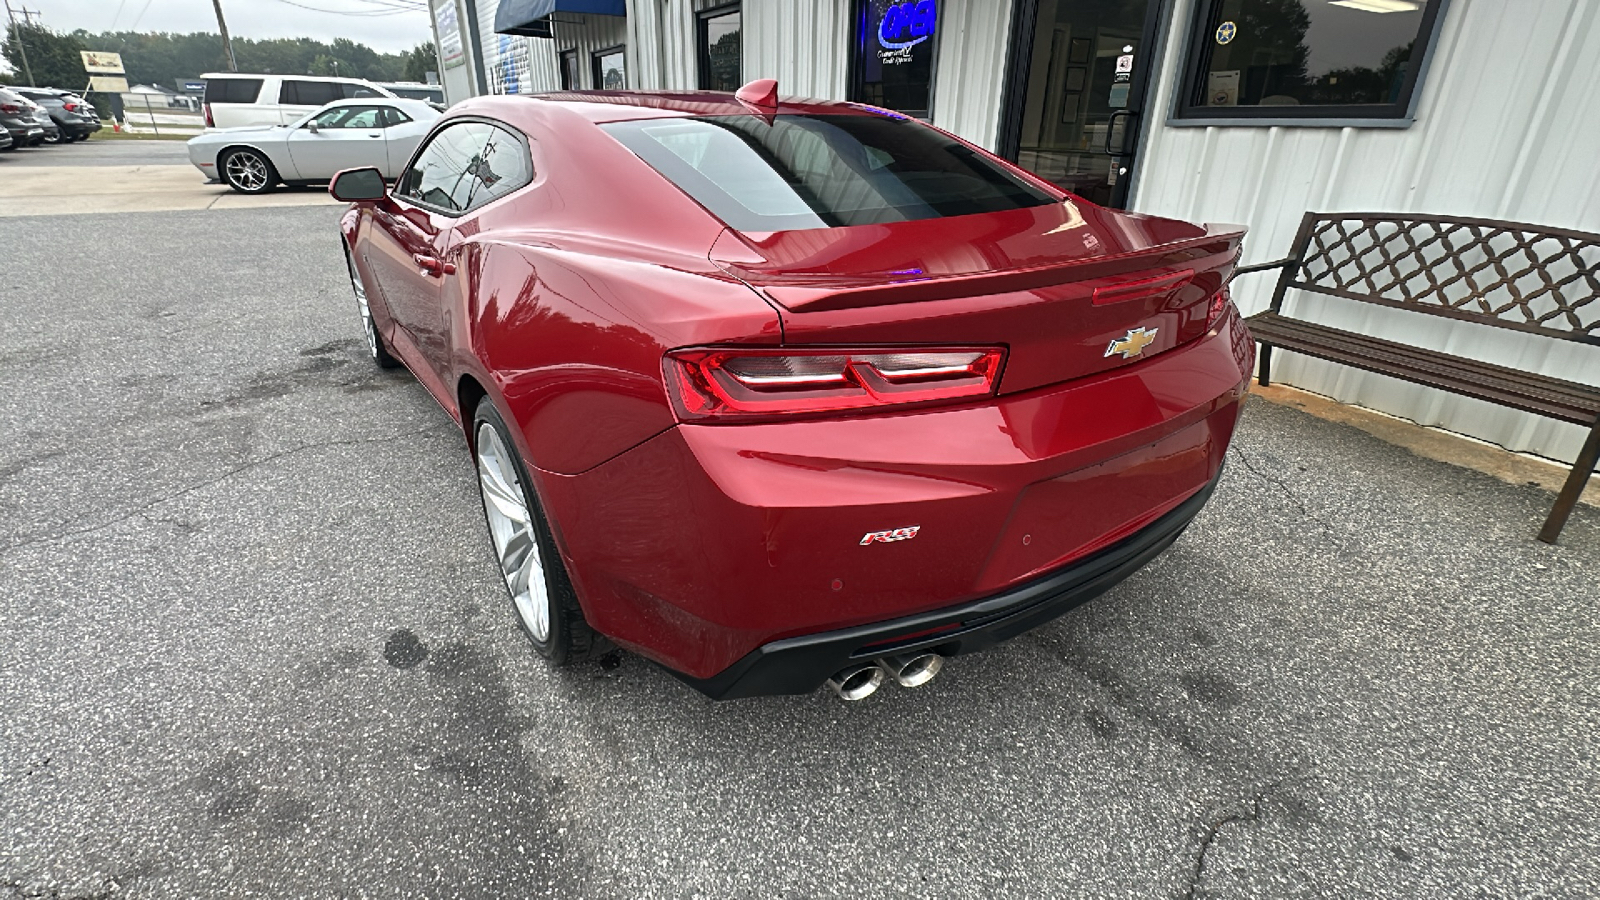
339,91,1253,691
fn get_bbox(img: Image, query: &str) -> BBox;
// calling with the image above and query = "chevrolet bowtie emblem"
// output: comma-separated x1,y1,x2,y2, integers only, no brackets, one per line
1105,327,1159,359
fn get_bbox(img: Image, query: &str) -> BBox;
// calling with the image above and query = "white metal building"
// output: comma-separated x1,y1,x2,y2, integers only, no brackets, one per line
428,0,1600,467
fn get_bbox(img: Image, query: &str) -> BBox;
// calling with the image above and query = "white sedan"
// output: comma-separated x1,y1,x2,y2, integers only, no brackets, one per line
187,98,441,194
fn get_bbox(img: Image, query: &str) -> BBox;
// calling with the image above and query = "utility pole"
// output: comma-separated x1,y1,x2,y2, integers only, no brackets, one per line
211,0,237,72
3,0,36,86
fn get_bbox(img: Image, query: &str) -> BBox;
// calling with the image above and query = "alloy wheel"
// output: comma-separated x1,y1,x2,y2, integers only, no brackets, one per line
475,422,551,643
347,253,378,360
225,151,269,192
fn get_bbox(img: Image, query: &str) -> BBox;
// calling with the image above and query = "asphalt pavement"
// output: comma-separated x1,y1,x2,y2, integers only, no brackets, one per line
1,205,1596,899
0,137,191,168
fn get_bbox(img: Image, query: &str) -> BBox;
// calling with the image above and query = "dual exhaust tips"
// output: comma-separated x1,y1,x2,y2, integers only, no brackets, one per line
826,652,944,701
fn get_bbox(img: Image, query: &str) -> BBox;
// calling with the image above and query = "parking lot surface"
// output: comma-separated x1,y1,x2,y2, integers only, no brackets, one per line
0,138,190,168
1,205,1596,899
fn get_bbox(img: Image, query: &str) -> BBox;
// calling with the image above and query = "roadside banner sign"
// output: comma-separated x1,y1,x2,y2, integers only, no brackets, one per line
89,76,131,92
82,51,127,74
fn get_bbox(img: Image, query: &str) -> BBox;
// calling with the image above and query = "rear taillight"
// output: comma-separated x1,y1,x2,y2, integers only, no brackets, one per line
0,103,20,115
204,103,214,127
1206,286,1232,330
62,101,79,111
664,346,1006,422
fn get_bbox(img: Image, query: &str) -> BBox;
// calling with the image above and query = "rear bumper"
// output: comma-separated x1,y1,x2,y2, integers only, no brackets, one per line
673,465,1222,699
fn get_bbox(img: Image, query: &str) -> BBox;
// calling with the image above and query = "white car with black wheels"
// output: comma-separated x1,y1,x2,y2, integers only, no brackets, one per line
186,97,441,194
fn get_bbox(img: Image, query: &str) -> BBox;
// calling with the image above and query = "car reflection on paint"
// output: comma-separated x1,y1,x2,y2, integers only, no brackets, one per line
329,80,1255,701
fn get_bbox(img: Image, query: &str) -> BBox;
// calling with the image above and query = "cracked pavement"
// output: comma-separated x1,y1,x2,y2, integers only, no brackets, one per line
2,205,1597,898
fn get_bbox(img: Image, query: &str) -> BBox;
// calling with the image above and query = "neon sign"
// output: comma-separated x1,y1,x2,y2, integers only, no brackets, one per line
877,1,937,52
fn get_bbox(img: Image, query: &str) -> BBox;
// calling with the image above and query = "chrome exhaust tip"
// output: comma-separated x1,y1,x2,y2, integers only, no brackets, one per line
877,652,944,688
826,663,886,701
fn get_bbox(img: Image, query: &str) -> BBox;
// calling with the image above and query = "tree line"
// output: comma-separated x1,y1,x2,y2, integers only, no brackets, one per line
2,22,437,93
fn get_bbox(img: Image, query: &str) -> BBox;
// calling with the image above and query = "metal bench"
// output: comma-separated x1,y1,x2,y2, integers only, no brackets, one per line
1236,211,1600,543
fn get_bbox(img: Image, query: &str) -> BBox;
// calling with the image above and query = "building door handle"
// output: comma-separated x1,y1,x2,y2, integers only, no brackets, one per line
413,254,455,276
1104,110,1137,156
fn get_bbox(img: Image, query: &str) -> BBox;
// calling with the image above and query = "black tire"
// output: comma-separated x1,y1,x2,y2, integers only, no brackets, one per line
220,147,278,194
42,129,63,145
471,398,601,666
344,246,402,369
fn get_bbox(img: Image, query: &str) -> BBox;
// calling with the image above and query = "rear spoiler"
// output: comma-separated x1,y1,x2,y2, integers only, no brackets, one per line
719,224,1247,314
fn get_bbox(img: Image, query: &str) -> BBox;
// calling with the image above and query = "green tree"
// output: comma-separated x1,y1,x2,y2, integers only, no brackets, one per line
3,22,89,89
403,41,437,83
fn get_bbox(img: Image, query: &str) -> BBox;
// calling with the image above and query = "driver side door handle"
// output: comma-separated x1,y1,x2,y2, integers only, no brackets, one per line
413,254,455,276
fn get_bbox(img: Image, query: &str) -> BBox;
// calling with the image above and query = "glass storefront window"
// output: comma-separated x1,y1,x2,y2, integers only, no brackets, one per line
1178,0,1444,122
850,0,939,119
593,47,626,91
698,5,743,92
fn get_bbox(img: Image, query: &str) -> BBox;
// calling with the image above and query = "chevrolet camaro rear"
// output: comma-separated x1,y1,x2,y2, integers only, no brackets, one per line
335,87,1254,700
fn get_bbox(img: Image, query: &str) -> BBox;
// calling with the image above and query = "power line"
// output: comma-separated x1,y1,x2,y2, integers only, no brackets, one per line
126,0,155,31
108,0,128,30
267,0,418,15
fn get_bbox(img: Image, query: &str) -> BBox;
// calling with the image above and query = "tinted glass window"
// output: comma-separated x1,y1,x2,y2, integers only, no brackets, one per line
283,80,342,106
341,83,383,99
697,7,742,91
1187,0,1437,112
398,122,532,213
603,114,1054,232
205,78,263,104
381,107,413,127
560,51,579,90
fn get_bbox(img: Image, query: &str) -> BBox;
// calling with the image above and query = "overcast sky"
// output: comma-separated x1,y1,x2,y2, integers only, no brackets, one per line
3,0,433,69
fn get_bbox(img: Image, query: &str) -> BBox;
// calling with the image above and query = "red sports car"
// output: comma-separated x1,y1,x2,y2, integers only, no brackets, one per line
331,81,1253,701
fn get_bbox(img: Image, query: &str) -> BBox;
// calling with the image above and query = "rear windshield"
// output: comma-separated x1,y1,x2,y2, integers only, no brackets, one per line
204,78,263,104
602,113,1055,232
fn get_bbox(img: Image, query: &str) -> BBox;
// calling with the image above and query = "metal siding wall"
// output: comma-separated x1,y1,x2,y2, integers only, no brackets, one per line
552,15,632,88
929,0,1013,150
629,0,726,90
744,0,851,100
1130,0,1600,465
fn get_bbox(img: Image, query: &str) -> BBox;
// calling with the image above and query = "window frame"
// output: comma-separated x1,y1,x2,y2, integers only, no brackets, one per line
1170,0,1451,128
591,45,628,91
696,3,743,92
393,117,536,218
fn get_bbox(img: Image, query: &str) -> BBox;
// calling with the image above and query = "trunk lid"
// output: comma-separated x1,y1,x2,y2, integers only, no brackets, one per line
711,200,1245,395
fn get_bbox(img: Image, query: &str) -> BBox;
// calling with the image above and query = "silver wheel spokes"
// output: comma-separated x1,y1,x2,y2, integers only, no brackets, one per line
475,423,550,643
226,152,267,191
348,255,378,359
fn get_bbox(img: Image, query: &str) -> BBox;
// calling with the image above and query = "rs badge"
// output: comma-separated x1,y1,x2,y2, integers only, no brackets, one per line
861,526,921,546
1105,326,1159,359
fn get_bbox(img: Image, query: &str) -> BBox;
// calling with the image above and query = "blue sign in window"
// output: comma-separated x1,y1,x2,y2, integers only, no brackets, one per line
853,0,937,117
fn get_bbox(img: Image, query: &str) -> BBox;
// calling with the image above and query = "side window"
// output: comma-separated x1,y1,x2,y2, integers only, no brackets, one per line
396,121,533,214
469,125,534,208
342,83,382,99
381,107,413,127
311,106,384,129
205,78,263,104
283,80,341,106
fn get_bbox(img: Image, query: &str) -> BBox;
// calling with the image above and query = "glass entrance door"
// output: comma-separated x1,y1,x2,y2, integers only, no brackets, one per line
1004,0,1161,208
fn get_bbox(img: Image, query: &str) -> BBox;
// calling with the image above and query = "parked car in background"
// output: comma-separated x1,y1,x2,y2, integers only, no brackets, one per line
0,127,12,152
13,88,102,142
186,97,440,193
330,88,1255,701
201,73,396,129
0,88,45,148
14,93,63,144
378,82,445,110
